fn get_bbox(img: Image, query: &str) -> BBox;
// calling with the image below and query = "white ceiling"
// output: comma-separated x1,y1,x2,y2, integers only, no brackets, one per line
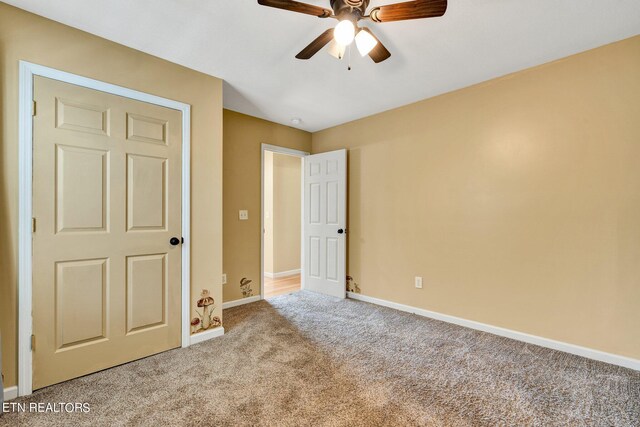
5,0,640,131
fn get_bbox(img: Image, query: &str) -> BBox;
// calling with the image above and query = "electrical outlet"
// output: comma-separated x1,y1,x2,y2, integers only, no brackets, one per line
239,210,249,220
222,273,227,285
415,276,423,289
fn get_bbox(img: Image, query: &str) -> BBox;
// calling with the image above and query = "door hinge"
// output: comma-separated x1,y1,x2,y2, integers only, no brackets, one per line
32,217,36,233
31,334,36,351
32,100,36,117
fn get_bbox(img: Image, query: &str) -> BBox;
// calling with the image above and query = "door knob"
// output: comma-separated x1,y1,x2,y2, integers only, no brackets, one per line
169,237,181,246
337,229,344,234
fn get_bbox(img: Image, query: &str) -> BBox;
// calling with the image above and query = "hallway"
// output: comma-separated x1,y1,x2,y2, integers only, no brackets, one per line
264,274,301,298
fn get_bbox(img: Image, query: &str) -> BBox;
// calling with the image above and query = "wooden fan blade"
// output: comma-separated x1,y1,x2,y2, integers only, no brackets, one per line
296,29,335,59
361,28,391,63
370,0,447,23
257,0,332,18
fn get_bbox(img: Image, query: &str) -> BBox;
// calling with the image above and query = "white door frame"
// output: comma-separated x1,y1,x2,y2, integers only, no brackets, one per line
17,61,192,396
260,144,309,299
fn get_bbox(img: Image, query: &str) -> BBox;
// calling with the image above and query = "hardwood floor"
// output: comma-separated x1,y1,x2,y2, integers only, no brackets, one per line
264,274,301,298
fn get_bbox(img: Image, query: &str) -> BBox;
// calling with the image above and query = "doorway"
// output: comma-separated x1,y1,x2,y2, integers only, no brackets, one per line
18,62,192,396
262,146,306,298
31,76,183,389
260,144,347,301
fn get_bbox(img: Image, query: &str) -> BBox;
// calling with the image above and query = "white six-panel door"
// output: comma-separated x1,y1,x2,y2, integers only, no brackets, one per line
303,149,346,299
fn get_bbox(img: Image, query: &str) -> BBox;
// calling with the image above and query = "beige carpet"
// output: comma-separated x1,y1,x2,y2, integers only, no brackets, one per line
2,291,639,426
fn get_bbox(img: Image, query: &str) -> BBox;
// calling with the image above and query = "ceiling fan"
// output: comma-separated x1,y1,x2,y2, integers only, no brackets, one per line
257,0,448,63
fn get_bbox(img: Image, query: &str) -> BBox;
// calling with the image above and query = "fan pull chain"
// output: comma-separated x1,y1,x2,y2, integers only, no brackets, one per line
348,44,352,71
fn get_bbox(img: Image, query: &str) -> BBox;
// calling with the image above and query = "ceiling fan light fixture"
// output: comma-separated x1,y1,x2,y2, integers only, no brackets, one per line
327,40,346,59
334,19,355,46
355,29,378,56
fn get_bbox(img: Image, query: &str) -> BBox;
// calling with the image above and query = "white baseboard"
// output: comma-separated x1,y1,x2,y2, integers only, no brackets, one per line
3,385,18,401
264,269,301,279
189,326,224,345
222,295,261,309
347,292,640,371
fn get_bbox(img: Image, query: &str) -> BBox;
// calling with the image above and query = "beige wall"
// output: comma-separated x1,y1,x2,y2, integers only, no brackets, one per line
264,152,275,273
264,152,302,275
312,35,640,360
0,3,223,388
270,153,302,274
223,110,311,302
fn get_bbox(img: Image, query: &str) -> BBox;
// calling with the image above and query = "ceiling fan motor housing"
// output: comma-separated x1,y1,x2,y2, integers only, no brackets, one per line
331,0,370,20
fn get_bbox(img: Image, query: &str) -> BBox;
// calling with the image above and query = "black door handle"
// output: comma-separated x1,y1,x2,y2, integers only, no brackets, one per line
337,229,344,234
170,237,181,246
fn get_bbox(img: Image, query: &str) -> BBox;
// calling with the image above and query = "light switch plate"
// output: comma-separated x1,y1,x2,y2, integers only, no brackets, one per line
222,274,227,285
415,276,423,289
239,210,249,220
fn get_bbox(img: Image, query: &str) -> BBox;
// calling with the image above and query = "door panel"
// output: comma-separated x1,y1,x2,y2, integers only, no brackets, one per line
55,258,108,349
309,237,321,278
55,98,110,136
55,145,109,233
326,238,338,281
327,181,339,225
126,154,167,231
32,76,182,389
310,183,321,224
303,149,347,298
126,113,168,145
126,254,167,333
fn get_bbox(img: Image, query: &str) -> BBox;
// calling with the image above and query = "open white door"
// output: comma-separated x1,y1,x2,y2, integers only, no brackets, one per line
303,149,347,298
